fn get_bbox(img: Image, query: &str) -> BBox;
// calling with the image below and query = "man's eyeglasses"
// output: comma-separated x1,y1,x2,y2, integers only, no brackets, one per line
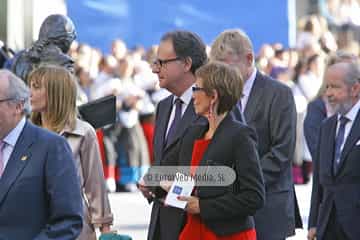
152,57,181,68
0,98,14,103
192,86,206,92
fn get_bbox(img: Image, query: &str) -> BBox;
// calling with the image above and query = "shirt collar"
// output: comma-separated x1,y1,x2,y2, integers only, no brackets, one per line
173,85,193,106
60,118,87,137
341,98,360,122
243,69,257,98
3,117,26,147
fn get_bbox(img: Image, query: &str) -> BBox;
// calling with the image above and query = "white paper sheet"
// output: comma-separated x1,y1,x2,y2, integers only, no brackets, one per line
164,172,195,209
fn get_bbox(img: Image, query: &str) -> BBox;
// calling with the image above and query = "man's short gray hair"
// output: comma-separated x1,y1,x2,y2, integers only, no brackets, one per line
210,29,254,62
343,62,360,87
0,69,31,115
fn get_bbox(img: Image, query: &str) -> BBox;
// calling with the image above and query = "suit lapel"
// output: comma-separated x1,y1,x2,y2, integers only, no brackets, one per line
244,71,265,122
0,122,34,205
163,99,198,152
323,117,337,177
154,96,173,165
337,109,360,174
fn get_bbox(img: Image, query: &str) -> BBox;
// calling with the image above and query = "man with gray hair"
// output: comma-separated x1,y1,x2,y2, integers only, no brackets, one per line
308,62,360,240
210,29,298,240
0,69,83,239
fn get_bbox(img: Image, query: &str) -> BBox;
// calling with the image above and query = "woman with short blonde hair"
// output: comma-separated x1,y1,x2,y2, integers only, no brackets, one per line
195,61,243,115
173,61,265,240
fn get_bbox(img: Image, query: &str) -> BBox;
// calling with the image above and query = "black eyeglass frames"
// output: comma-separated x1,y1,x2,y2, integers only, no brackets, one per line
0,98,14,103
192,86,206,92
152,57,181,68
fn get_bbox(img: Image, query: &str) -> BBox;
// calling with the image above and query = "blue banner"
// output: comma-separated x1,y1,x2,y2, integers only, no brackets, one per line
67,0,290,54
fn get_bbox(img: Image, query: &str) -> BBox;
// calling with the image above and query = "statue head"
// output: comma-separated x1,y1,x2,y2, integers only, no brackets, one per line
38,14,76,53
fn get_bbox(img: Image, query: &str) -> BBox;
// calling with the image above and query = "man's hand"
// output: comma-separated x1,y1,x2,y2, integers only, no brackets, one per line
308,227,317,240
177,196,200,214
137,179,155,200
160,180,173,192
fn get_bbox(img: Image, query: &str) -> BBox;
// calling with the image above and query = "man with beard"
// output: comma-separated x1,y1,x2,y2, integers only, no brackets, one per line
308,62,360,240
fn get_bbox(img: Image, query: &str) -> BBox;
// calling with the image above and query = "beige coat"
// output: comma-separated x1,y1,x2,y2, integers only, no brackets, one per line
61,119,113,240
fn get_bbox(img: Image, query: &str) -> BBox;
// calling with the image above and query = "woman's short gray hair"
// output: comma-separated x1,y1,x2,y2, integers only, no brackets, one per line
0,70,31,115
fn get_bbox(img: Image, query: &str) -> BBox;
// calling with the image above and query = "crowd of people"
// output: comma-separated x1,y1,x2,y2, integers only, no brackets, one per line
0,8,359,240
65,13,358,190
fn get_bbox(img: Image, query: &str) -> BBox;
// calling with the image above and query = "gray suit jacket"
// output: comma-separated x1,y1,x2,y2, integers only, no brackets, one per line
241,71,297,240
147,95,205,240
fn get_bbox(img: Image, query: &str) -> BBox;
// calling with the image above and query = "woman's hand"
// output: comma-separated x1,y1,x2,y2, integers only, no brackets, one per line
177,196,200,214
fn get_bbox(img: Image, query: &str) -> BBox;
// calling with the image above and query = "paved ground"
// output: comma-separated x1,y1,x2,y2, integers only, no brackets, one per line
106,182,312,240
107,191,152,239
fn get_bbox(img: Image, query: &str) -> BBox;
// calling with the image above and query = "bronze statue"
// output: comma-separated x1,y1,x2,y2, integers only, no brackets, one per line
11,14,116,129
11,14,76,82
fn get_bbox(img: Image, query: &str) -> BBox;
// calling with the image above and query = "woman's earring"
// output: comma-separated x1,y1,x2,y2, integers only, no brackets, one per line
208,102,214,118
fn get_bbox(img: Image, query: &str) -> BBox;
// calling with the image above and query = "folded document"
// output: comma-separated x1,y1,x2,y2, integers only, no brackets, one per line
164,172,195,209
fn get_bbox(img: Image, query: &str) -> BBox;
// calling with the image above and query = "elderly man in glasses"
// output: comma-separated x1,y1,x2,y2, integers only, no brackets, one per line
0,69,83,239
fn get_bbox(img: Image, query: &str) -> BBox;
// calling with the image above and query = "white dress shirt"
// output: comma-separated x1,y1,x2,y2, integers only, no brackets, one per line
2,117,26,169
241,68,257,112
336,99,360,155
166,86,193,137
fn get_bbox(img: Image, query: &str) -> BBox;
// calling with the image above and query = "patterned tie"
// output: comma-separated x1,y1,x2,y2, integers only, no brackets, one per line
165,98,183,147
333,116,349,174
0,140,6,177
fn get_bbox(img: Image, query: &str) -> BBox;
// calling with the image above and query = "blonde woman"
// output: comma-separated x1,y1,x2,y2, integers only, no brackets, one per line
29,65,113,240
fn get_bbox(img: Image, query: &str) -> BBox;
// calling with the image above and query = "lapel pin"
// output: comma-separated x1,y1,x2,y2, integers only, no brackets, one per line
21,156,28,161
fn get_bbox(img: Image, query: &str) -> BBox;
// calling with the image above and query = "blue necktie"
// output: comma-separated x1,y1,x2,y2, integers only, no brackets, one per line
165,98,182,147
333,116,349,174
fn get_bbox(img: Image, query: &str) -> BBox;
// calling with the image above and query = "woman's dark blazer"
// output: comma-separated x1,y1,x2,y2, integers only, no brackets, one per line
178,113,265,236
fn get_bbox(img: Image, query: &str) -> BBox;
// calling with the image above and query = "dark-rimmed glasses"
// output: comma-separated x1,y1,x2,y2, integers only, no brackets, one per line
152,57,181,68
192,86,206,92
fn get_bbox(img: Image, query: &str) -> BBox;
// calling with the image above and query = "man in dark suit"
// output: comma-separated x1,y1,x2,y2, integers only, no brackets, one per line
308,62,360,240
0,70,83,239
210,29,299,240
137,30,207,240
